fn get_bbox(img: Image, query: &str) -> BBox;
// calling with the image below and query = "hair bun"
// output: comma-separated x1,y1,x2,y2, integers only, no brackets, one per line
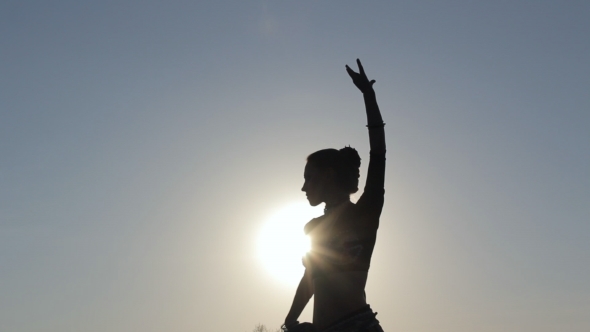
339,146,361,193
339,146,361,169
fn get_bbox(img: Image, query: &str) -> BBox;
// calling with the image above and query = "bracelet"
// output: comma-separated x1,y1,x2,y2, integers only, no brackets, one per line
366,122,385,128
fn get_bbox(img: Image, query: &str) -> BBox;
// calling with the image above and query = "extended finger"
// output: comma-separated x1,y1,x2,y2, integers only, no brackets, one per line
356,59,365,76
345,64,357,76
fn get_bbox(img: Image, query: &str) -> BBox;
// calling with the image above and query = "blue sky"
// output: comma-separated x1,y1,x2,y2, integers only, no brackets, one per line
1,1,589,331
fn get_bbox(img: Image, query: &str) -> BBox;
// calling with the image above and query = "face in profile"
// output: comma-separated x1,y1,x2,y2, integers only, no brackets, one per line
302,162,330,206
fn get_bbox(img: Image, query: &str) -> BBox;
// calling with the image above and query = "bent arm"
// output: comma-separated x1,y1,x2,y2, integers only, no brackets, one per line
284,269,314,324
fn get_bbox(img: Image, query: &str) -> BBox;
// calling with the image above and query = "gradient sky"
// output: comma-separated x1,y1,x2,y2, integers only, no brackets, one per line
1,1,589,332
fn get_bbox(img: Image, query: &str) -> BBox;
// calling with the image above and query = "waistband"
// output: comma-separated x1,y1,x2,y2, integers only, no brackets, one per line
321,305,381,332
282,306,382,332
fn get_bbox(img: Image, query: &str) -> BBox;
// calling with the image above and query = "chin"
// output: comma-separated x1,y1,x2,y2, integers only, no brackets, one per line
307,198,321,207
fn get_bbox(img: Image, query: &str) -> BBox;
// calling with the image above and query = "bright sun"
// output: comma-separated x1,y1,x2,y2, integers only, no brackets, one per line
257,201,323,285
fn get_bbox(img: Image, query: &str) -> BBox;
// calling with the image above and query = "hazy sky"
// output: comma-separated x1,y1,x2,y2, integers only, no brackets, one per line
1,1,589,331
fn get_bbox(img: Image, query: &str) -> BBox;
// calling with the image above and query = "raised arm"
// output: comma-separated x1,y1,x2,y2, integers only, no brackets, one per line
346,59,386,215
346,59,386,154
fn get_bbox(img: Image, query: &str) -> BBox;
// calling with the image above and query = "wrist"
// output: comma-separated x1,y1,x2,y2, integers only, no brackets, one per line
362,87,375,96
283,319,299,330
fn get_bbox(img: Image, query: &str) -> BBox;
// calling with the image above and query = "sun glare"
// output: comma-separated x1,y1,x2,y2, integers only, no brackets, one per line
257,201,323,285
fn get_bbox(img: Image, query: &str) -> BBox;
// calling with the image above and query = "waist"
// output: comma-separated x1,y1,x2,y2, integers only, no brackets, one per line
313,271,368,329
320,305,381,332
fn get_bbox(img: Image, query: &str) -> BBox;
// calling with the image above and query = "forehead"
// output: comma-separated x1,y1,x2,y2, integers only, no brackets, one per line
304,162,316,176
304,162,322,177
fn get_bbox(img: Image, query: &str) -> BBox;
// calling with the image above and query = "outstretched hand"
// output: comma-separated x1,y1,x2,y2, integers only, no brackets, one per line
346,58,376,94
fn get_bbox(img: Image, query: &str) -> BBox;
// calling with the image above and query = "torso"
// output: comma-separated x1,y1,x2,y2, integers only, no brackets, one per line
304,201,379,279
304,201,380,329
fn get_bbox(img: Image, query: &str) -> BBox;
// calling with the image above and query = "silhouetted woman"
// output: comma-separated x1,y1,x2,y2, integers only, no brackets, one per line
283,59,386,332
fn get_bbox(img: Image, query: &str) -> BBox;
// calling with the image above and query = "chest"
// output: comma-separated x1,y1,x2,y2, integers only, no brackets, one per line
307,212,361,250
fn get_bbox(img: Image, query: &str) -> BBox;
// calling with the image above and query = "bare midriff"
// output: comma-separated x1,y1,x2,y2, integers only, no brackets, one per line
312,271,369,330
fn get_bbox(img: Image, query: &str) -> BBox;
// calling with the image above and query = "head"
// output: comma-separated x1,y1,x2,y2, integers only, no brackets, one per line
302,147,361,206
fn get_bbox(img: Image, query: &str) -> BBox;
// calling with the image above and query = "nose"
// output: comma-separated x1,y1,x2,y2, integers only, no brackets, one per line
301,181,307,192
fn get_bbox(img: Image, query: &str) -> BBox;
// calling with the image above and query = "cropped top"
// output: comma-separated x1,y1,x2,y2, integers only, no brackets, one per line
303,151,385,278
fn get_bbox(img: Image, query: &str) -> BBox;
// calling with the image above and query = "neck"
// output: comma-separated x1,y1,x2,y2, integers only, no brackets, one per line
324,195,350,213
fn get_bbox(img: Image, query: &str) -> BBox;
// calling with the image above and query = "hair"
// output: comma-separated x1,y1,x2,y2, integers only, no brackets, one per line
307,146,361,194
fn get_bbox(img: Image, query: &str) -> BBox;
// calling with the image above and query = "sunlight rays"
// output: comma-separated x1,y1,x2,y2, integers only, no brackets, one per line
257,201,322,285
